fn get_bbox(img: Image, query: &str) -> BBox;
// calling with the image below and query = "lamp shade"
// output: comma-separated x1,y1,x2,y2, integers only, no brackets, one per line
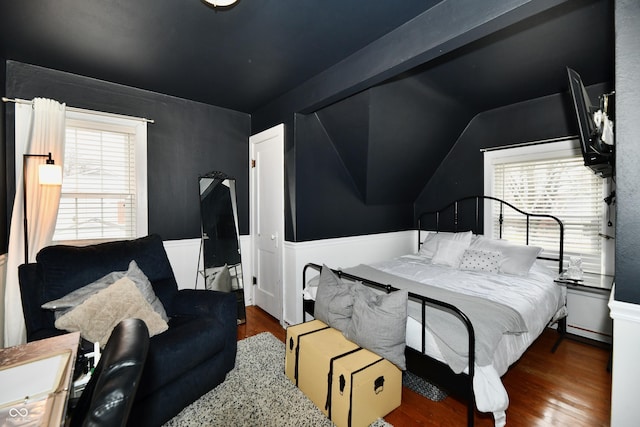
38,163,63,185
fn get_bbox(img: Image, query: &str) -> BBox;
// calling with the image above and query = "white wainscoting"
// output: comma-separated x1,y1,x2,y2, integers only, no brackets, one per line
608,290,640,427
239,236,253,306
282,230,417,326
163,236,252,306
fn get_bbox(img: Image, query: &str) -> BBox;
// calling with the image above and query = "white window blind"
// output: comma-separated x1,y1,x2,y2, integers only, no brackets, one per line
53,117,142,242
491,151,605,274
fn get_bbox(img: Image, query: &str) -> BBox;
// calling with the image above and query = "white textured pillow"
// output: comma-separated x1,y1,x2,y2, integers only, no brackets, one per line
431,239,469,268
55,277,168,345
471,236,542,276
419,231,473,258
459,249,502,273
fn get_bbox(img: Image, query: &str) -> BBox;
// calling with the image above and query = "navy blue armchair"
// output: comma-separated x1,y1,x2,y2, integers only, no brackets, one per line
18,234,237,427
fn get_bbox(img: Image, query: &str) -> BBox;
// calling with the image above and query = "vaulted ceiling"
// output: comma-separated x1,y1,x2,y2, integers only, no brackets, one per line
301,0,614,205
0,0,613,116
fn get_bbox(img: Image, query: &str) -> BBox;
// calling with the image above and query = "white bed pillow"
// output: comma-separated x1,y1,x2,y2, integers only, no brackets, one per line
419,231,472,258
431,239,469,268
458,249,502,273
471,236,542,276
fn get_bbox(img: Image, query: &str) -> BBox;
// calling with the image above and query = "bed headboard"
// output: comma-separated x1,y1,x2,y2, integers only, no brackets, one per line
417,195,564,273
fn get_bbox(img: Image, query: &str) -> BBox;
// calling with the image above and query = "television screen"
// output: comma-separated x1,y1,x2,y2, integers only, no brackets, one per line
566,67,613,178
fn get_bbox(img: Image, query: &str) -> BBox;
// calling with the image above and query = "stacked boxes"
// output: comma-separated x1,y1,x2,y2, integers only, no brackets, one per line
285,321,401,427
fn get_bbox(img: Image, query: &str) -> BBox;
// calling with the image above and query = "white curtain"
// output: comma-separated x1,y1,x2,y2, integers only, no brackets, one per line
3,98,66,347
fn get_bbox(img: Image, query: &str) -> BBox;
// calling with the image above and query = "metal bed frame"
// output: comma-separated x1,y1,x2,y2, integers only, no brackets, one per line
302,196,566,427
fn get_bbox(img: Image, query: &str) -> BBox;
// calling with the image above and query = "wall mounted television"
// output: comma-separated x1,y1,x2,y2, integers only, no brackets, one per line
566,66,614,178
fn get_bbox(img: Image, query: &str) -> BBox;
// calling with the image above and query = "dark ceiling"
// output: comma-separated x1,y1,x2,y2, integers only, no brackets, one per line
0,0,441,113
0,1,613,116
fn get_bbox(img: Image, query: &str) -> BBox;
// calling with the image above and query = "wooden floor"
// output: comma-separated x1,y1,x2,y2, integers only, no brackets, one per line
238,305,612,427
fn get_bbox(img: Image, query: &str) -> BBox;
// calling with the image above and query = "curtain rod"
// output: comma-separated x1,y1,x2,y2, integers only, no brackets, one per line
2,97,155,124
479,135,577,152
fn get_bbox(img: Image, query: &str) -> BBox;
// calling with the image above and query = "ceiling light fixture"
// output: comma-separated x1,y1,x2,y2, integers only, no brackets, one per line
203,0,238,7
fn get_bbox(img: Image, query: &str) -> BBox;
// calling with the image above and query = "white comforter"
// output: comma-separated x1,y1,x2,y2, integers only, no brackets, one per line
367,255,566,426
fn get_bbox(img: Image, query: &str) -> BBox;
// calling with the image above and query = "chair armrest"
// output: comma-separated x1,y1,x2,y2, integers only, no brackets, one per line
168,289,237,325
18,263,54,339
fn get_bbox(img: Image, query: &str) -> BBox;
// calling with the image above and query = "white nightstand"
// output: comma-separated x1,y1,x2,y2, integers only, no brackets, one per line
554,272,614,343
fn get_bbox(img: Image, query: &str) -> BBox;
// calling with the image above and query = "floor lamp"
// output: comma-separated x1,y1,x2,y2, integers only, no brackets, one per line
23,152,62,262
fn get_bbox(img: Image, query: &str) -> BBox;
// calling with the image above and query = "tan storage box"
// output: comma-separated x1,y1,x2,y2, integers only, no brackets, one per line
329,348,402,427
284,319,330,384
287,322,402,426
297,327,361,415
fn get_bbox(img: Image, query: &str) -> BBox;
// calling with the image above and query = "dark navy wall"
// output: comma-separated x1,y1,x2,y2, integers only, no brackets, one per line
614,0,640,305
293,112,413,242
415,82,612,215
291,77,473,242
253,0,604,244
3,61,250,246
291,79,611,243
315,91,371,201
368,78,475,204
0,57,6,251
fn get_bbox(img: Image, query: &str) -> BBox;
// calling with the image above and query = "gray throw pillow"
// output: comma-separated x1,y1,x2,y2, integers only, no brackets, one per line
42,260,169,322
343,282,408,370
313,265,354,332
55,277,168,345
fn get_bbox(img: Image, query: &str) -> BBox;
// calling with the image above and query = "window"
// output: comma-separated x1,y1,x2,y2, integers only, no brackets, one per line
52,110,148,244
484,139,614,275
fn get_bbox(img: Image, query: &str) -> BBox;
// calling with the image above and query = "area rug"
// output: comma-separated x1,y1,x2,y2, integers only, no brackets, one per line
163,332,392,427
402,371,448,402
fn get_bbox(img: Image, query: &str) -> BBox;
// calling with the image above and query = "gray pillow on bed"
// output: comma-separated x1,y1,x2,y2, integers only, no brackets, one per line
314,265,354,332
343,282,408,370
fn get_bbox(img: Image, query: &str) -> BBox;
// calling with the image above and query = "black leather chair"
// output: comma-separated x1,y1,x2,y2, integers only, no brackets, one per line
69,318,150,427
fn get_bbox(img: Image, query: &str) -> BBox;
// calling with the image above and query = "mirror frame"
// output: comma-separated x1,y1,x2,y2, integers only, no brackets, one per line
198,170,246,324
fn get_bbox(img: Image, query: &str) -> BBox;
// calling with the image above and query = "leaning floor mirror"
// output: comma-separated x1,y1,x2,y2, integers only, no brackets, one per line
198,171,246,324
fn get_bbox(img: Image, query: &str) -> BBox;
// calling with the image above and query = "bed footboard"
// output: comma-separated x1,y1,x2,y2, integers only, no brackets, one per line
302,262,477,427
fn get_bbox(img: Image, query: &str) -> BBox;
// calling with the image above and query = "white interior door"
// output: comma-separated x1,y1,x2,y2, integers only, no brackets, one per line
250,124,284,322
